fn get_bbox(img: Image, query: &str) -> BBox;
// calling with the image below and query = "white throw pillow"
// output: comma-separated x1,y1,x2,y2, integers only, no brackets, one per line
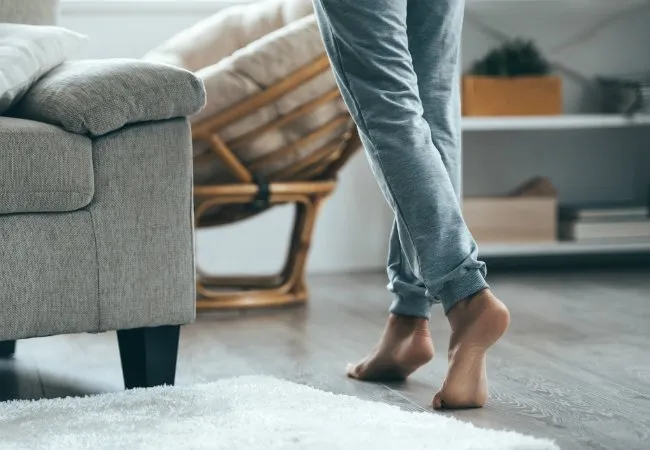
0,24,86,113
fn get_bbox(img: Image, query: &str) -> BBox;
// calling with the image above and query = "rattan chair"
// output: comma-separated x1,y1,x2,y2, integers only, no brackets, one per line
145,0,360,310
191,55,359,310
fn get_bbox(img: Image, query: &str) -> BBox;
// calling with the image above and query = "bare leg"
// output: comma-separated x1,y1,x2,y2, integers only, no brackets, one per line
347,314,434,381
433,289,510,409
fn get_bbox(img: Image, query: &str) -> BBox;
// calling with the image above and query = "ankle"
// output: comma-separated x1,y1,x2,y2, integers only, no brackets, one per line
388,313,429,330
447,289,508,330
387,313,431,339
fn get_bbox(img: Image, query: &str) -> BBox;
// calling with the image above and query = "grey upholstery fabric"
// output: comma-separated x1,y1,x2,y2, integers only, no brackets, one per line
0,118,195,340
0,0,60,25
89,119,195,331
0,212,98,341
12,59,206,137
0,117,93,214
0,1,196,339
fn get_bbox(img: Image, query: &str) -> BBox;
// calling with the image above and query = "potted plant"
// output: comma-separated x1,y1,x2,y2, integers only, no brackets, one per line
462,39,562,116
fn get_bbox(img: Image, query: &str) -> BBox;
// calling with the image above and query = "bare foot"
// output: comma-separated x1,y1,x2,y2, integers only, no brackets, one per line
347,314,434,381
433,289,510,409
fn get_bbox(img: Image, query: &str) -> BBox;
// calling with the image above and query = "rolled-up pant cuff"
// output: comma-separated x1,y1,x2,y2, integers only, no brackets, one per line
438,268,489,314
389,294,433,319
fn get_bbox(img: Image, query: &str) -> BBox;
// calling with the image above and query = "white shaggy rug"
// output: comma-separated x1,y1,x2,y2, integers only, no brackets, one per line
0,376,558,450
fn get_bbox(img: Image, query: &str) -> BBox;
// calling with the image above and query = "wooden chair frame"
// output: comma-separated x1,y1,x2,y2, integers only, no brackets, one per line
192,55,360,310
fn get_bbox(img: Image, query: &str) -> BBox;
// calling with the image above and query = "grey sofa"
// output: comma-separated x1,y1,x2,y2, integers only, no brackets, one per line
0,1,203,388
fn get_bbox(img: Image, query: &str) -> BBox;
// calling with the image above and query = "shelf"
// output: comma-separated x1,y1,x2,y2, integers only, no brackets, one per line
465,0,649,12
481,240,650,258
466,0,642,4
462,114,650,132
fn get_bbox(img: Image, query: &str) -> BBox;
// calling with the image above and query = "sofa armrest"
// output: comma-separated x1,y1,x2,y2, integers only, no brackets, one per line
11,59,206,137
89,118,196,330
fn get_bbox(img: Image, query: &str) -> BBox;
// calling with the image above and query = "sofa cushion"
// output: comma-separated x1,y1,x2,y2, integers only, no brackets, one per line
0,23,86,114
0,117,94,214
11,59,206,137
143,0,314,72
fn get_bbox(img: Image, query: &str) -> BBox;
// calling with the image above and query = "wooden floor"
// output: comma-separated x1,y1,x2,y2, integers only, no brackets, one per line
1,269,649,450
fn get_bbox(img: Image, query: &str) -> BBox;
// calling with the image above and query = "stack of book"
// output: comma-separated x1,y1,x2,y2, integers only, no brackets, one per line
559,205,650,241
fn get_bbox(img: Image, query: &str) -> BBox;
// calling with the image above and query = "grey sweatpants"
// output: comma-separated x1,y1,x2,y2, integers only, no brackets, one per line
313,0,488,318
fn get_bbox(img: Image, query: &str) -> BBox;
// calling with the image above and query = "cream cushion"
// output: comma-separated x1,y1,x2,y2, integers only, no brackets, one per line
144,0,351,184
144,0,314,72
0,24,86,114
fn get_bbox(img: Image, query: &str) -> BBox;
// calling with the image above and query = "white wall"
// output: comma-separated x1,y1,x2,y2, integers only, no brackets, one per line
60,2,393,276
60,1,650,275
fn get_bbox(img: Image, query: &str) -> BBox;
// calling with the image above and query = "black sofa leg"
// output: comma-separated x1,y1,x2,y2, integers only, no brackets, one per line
117,325,180,389
0,340,16,359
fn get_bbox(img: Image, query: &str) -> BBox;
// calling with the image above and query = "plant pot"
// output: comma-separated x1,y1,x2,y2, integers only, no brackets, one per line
462,75,563,116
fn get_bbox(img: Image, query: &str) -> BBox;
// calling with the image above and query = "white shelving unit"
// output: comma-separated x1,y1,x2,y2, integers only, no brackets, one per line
481,240,650,258
465,0,649,15
462,115,650,258
462,114,650,132
458,1,650,261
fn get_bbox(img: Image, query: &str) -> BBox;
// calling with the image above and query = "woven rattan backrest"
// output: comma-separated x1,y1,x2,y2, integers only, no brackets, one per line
191,54,360,184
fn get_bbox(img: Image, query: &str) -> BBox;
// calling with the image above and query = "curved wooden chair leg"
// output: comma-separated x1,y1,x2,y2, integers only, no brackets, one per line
197,274,285,289
196,193,326,310
278,195,327,301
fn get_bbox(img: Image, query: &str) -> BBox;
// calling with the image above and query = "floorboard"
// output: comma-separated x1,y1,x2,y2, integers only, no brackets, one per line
1,269,649,449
